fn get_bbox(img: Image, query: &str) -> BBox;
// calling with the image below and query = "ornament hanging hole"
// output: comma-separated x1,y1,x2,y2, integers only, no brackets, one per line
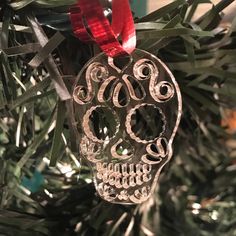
108,54,132,73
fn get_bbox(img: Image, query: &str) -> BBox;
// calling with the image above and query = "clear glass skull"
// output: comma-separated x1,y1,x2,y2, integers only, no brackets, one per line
73,49,182,204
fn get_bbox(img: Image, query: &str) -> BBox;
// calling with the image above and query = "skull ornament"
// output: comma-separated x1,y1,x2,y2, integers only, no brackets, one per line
73,49,182,204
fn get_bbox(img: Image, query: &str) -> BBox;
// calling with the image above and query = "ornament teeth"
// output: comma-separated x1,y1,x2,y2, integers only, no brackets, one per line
143,174,151,182
136,164,142,175
115,176,122,188
135,175,143,185
114,163,120,173
129,163,135,175
96,162,102,171
108,163,113,172
129,176,136,187
121,164,128,176
143,164,151,173
109,175,115,185
122,176,129,189
102,163,107,170
103,172,109,183
96,162,152,187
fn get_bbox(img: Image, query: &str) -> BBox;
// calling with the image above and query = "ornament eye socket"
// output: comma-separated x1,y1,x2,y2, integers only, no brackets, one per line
126,104,166,144
83,106,119,143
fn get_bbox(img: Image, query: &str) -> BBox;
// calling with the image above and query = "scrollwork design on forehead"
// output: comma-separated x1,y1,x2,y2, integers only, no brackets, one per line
96,75,133,108
133,58,175,103
97,76,117,103
88,62,109,82
113,82,130,108
94,71,147,108
133,59,158,81
111,74,147,107
122,75,146,101
150,81,174,103
73,62,109,105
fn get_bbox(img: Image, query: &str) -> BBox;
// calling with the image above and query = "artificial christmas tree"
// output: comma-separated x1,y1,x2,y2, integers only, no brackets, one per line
0,0,236,235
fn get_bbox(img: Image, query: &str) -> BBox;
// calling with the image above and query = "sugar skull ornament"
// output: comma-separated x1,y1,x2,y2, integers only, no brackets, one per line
72,49,182,204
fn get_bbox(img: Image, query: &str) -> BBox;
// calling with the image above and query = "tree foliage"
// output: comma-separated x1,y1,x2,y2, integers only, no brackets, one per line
0,0,236,235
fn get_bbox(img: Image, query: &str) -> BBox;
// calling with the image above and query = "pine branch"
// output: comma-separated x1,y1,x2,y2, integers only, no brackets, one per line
0,1,236,235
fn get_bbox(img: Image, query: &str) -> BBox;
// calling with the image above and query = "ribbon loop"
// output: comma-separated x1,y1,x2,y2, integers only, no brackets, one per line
70,0,136,57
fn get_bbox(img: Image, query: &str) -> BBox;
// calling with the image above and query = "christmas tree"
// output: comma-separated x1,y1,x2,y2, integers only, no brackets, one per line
0,0,236,235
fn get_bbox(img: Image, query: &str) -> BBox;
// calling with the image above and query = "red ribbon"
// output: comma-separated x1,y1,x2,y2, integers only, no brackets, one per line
69,0,136,57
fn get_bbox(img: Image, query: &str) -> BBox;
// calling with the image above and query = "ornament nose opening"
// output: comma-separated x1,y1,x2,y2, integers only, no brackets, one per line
110,138,134,161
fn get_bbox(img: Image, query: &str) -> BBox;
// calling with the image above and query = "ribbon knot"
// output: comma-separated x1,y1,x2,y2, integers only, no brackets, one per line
70,0,136,58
